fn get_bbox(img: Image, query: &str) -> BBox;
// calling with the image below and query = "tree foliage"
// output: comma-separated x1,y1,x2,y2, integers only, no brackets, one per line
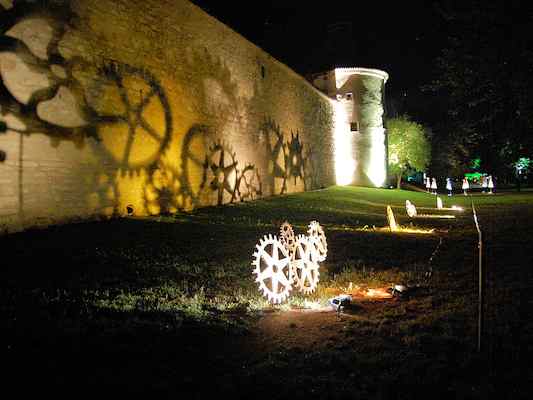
387,116,431,188
426,0,533,176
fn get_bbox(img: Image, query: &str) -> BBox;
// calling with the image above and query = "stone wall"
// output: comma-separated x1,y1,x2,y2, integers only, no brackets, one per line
0,0,336,233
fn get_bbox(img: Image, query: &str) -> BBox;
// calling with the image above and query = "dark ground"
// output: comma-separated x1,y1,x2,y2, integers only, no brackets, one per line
1,187,533,399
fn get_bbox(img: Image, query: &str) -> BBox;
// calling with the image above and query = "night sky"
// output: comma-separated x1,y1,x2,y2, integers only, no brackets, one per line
190,0,446,107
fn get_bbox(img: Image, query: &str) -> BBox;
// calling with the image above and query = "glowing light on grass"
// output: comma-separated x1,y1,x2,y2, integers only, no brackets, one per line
326,285,393,302
451,205,463,211
386,205,398,231
364,288,392,299
418,214,456,219
303,300,327,311
357,225,435,235
333,101,356,185
392,226,436,234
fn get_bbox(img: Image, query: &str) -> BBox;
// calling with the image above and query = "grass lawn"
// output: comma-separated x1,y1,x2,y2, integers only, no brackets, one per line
2,186,532,398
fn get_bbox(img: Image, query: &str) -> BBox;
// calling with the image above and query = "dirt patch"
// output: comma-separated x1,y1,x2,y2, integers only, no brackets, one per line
247,298,398,353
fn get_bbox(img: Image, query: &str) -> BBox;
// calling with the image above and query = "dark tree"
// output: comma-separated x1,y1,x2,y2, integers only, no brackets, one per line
426,0,533,178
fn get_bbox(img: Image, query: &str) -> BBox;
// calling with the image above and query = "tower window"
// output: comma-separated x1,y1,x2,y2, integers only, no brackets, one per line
350,121,359,132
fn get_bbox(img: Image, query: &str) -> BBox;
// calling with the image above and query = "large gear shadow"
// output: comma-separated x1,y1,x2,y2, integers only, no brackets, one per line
89,61,172,173
236,163,262,202
260,117,288,195
143,161,183,215
179,124,262,209
0,1,172,174
287,131,306,187
260,118,312,195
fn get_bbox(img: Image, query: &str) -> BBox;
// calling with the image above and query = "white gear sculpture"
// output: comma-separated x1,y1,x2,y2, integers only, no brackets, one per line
279,221,296,259
252,234,293,304
292,235,321,294
307,221,327,262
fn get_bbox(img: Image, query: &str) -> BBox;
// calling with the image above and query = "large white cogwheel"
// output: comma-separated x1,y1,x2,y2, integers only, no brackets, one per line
252,234,293,304
279,221,296,259
292,235,320,295
307,221,327,262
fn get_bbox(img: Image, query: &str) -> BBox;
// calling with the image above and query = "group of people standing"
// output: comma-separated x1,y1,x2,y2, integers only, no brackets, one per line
425,175,494,196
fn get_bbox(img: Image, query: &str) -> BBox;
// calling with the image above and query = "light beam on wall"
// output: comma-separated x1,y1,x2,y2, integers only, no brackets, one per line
366,127,386,187
333,101,356,185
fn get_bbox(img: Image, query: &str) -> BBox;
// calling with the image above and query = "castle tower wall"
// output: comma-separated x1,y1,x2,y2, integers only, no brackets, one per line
331,68,389,187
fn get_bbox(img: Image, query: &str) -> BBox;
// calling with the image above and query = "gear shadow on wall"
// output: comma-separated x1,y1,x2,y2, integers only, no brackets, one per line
144,124,262,214
0,1,175,217
260,117,310,195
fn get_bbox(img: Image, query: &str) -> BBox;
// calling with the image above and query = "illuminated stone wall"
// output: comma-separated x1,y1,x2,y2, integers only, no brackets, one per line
0,0,336,232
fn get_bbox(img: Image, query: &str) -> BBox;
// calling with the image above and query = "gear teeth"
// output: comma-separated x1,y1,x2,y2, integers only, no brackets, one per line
252,234,292,304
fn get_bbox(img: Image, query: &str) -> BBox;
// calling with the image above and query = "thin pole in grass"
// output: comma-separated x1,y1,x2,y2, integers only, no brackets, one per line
471,200,483,353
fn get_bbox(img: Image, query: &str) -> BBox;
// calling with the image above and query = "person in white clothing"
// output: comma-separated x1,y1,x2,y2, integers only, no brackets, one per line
488,175,494,194
462,177,469,195
431,178,437,195
446,177,453,196
426,177,431,192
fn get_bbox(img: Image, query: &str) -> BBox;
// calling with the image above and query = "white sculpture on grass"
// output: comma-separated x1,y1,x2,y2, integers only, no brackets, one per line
252,235,293,303
292,235,320,294
387,205,398,231
252,220,327,303
279,221,296,257
405,200,417,218
307,220,328,262
437,197,443,209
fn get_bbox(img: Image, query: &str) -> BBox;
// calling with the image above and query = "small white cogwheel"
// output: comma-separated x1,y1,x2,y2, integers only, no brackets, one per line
307,220,327,262
279,221,296,259
292,234,320,295
252,234,292,304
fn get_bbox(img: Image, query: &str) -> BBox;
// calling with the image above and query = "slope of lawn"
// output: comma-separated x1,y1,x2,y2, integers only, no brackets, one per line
2,186,532,398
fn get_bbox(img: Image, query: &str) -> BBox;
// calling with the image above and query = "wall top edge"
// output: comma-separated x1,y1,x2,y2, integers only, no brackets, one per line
334,67,389,83
186,0,334,103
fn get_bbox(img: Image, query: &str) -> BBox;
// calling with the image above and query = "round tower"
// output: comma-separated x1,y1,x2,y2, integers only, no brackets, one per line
333,68,389,187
